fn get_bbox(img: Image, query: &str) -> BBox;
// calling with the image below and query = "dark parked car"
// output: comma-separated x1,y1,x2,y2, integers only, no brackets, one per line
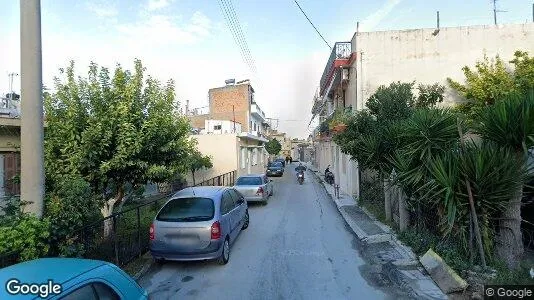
274,158,286,167
266,161,284,177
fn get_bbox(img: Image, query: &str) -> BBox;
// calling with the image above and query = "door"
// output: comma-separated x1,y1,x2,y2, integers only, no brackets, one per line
222,191,238,241
229,189,246,230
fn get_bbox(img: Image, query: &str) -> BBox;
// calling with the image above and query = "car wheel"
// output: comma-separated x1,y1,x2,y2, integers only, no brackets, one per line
241,210,249,230
217,238,230,265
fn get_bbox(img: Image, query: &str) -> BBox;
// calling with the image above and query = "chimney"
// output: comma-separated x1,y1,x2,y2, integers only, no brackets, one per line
225,79,236,85
186,100,190,115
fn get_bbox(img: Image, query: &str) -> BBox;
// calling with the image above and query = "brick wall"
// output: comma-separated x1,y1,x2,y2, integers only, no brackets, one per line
189,114,210,129
209,84,251,131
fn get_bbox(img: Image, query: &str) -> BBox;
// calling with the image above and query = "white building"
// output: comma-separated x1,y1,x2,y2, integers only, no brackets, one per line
311,22,534,198
202,119,242,134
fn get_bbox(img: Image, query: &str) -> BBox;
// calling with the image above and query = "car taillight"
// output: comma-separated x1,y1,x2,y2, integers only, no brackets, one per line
149,224,155,240
257,187,264,195
211,221,221,239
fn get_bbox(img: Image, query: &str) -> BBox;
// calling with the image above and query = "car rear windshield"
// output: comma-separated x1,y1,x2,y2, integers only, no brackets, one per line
270,162,282,168
236,177,262,185
156,197,214,222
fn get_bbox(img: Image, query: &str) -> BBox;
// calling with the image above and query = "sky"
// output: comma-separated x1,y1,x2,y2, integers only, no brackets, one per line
0,0,532,138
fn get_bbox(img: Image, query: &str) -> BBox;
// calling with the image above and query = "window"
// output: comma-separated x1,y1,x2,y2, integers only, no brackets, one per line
156,197,215,222
60,283,120,300
214,125,222,130
236,176,262,185
221,191,236,214
229,189,244,204
93,283,120,300
60,285,96,300
254,123,257,131
241,147,246,169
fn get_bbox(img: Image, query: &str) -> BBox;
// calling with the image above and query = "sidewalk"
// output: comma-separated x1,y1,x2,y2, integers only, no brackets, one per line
307,163,447,300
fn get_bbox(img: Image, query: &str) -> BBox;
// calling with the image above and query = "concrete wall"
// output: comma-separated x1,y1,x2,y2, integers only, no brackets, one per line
187,134,238,185
236,139,269,178
204,119,242,134
352,23,534,110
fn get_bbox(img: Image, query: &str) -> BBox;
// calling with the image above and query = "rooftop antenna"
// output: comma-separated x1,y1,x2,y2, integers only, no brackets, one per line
493,0,507,25
8,73,19,93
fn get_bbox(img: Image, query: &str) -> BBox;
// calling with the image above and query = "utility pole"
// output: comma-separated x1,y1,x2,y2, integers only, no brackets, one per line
20,0,44,218
493,0,497,25
232,105,236,133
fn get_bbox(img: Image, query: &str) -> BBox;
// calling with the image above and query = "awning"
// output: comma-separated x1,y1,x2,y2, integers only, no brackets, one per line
238,132,268,143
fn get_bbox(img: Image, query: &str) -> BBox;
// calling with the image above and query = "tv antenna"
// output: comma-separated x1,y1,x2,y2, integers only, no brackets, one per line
8,73,19,93
493,0,507,25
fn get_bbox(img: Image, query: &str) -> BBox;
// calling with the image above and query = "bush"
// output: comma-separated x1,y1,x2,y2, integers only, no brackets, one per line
45,176,100,257
0,214,51,261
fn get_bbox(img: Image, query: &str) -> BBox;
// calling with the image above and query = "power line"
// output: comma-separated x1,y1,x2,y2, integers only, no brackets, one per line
218,0,257,74
218,0,253,72
293,0,332,50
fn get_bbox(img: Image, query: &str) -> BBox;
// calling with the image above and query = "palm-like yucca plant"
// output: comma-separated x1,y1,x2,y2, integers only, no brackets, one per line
390,108,462,199
472,91,534,268
424,142,527,262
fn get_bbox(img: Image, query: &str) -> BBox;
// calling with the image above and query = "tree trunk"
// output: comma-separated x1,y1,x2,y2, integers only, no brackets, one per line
101,187,124,239
192,170,196,186
496,184,524,269
384,178,392,222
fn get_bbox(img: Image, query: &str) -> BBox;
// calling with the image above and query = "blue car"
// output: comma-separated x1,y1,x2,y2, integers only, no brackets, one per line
0,258,148,299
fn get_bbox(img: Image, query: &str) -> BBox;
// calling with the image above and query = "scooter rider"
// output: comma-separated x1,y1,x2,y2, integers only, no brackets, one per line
295,163,306,179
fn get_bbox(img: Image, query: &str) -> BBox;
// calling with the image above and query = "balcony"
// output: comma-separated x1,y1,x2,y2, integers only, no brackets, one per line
250,103,266,122
319,42,352,97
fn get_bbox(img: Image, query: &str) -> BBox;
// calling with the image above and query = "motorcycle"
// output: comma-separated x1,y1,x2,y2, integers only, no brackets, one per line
325,166,335,185
297,172,304,185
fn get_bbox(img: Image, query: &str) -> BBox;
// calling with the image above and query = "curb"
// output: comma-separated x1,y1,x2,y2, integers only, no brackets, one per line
308,164,447,299
133,256,154,281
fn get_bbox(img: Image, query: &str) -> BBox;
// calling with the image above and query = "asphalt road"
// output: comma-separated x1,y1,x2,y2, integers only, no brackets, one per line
139,164,391,300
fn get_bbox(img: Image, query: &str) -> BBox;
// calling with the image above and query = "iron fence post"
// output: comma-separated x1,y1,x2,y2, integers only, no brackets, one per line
218,176,221,186
113,215,119,266
137,206,141,258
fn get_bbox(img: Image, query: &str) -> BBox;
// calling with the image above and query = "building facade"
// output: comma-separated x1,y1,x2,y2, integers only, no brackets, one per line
188,79,270,137
311,22,534,199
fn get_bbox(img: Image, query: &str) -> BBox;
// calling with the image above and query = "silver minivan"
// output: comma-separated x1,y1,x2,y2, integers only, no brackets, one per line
149,186,249,265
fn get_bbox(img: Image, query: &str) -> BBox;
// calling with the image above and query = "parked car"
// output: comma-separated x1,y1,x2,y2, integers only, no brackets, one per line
274,158,286,167
150,186,249,265
0,258,148,299
234,174,273,204
266,161,284,177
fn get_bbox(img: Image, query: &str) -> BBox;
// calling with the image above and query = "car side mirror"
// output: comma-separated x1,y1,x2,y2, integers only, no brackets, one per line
270,179,273,182
238,197,245,204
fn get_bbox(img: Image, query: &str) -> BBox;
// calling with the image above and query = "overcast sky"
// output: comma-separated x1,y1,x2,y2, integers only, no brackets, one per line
0,0,532,138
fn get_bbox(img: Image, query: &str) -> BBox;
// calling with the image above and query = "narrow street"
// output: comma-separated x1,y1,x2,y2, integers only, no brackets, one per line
139,164,395,300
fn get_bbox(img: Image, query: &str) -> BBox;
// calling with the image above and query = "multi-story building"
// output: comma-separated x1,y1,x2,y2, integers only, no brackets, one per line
188,79,270,137
0,92,21,210
185,79,271,185
311,22,534,198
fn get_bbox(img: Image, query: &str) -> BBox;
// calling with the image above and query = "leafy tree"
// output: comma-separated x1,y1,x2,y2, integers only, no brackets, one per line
366,81,415,125
188,150,213,186
447,51,534,117
265,138,282,155
415,83,445,108
44,60,193,237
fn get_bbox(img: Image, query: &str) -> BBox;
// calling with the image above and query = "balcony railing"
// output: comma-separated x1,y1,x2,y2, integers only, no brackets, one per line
319,42,351,96
251,103,266,121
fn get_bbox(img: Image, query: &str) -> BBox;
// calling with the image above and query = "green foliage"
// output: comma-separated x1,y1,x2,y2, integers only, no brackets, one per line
415,83,445,108
45,176,100,256
44,60,193,212
398,227,472,272
187,150,213,184
510,51,534,95
0,214,51,261
366,81,415,125
265,138,282,155
474,91,534,153
447,51,534,117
